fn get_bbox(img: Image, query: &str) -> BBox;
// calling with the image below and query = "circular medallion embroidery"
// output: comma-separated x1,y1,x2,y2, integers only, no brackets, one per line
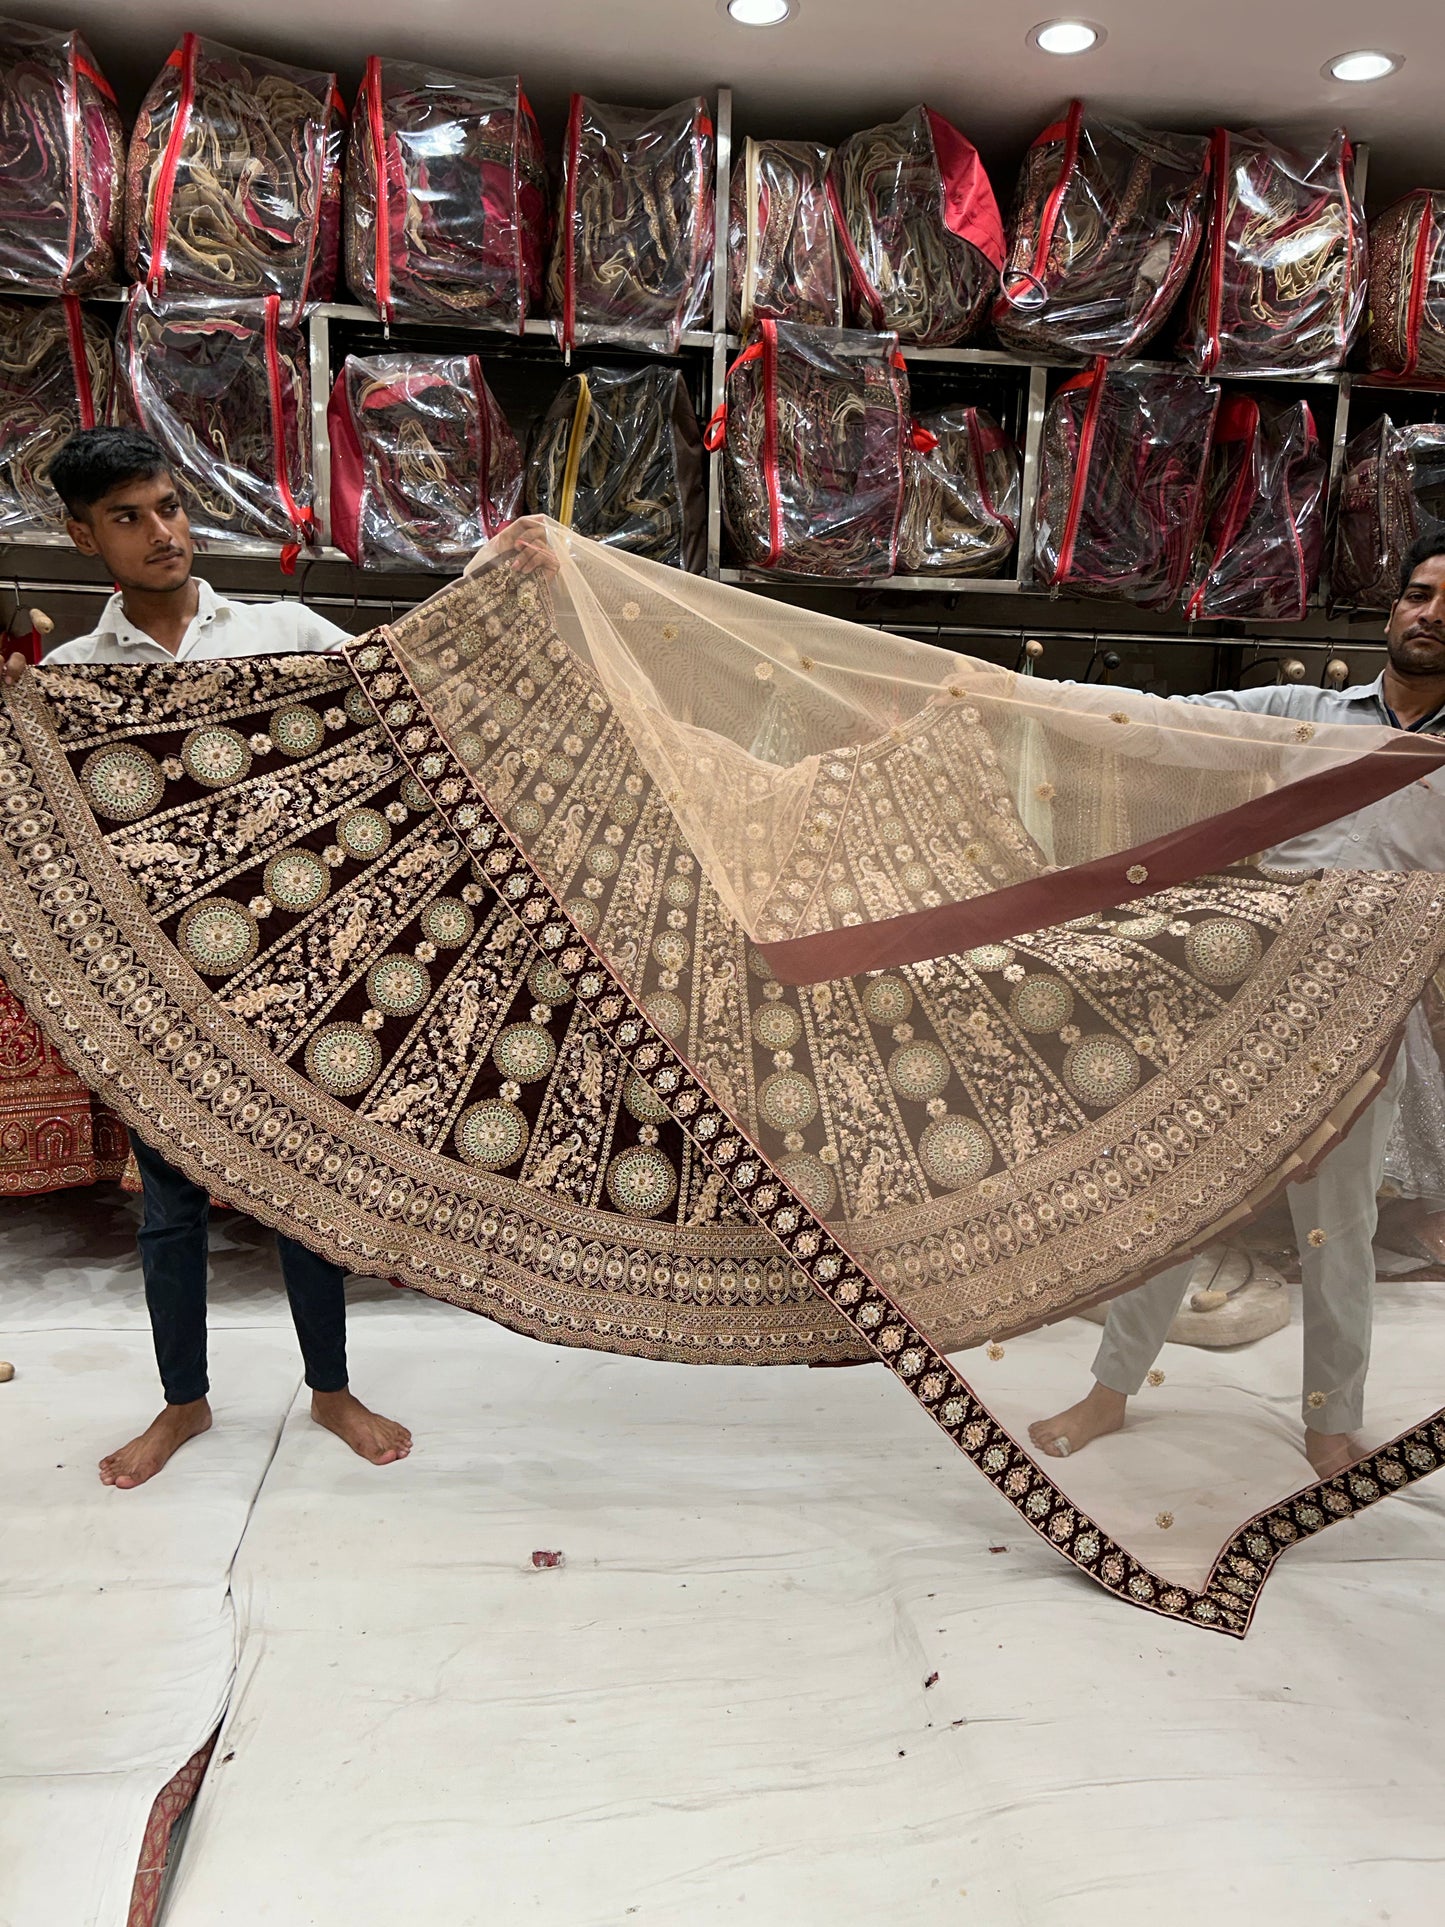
919,1115,994,1189
455,1098,530,1169
366,954,430,1017
609,794,640,826
566,898,600,935
491,692,524,727
1115,913,1168,939
751,1002,802,1051
642,990,686,1038
652,931,691,972
454,732,486,768
336,808,392,863
1009,975,1075,1034
778,1152,837,1216
181,726,251,788
759,1071,820,1133
1185,917,1263,987
862,974,914,1025
899,862,931,892
888,1040,951,1102
398,775,433,813
176,899,259,976
511,801,544,836
1063,1035,1142,1108
263,848,330,915
585,845,619,879
663,875,695,908
544,754,574,786
344,687,377,726
305,1023,383,1097
270,705,326,758
492,1022,556,1083
624,1073,670,1124
527,960,573,1006
81,746,165,822
606,1146,678,1218
965,945,1014,973
420,897,475,948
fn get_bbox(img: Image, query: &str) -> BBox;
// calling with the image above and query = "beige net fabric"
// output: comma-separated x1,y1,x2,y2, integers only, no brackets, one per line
381,521,1445,1614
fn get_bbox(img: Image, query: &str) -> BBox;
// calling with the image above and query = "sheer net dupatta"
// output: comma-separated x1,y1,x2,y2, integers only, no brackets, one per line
387,520,1445,1628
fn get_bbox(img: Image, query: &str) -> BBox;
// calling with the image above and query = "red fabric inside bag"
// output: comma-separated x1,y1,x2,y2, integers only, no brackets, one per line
325,369,365,565
924,108,1005,270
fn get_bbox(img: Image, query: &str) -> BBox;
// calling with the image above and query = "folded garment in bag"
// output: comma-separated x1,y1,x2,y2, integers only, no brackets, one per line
1366,190,1445,386
1185,395,1326,621
897,404,1019,577
328,353,522,570
0,296,117,536
995,102,1209,361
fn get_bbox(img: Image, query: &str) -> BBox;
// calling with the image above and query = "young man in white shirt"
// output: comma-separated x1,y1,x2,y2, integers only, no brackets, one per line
6,427,412,1486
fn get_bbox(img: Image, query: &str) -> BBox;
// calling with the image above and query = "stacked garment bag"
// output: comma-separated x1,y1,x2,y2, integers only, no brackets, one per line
121,290,315,563
549,95,714,352
728,138,844,331
1366,191,1445,386
1185,395,1326,621
712,320,911,578
1033,361,1220,604
995,102,1210,360
126,33,345,320
1333,417,1445,609
525,364,706,571
1,297,116,536
0,18,126,295
328,353,522,570
1180,127,1365,375
897,404,1020,577
346,60,548,329
828,106,1003,346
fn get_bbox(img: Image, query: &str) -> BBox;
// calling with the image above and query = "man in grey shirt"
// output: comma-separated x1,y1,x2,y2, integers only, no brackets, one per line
1031,530,1445,1480
5,428,412,1486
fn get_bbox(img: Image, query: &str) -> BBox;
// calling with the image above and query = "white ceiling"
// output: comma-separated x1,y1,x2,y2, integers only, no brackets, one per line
14,0,1444,204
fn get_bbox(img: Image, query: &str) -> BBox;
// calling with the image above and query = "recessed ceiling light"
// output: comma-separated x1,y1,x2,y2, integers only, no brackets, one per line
726,0,792,24
1029,19,1103,55
1324,49,1402,82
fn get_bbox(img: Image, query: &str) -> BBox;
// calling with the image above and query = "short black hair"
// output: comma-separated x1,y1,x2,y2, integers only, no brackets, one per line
1398,527,1445,598
49,427,173,517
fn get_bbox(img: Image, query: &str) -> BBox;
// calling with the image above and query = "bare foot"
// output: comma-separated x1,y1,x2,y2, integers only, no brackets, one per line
1304,1428,1364,1481
1028,1383,1128,1459
310,1387,412,1465
99,1399,212,1488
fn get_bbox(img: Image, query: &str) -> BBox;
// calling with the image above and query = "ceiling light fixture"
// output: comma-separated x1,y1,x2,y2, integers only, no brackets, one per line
726,0,793,25
1029,19,1103,55
1324,49,1402,82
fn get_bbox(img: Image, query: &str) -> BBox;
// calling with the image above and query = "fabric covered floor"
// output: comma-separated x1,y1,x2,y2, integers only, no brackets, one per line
2,1188,1444,1925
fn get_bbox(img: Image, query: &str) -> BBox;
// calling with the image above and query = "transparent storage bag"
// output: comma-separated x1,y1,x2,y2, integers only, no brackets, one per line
995,102,1209,361
1180,127,1365,376
827,105,1003,347
346,60,547,330
1033,361,1219,605
728,138,843,331
327,352,522,570
1332,417,1445,610
1184,395,1326,621
126,33,344,320
121,290,315,564
548,95,714,353
525,363,706,571
1366,191,1445,386
710,319,910,579
897,403,1019,577
0,19,125,296
0,295,116,536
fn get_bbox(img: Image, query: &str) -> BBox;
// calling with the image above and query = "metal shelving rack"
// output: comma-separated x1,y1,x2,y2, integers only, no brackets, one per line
6,105,1443,652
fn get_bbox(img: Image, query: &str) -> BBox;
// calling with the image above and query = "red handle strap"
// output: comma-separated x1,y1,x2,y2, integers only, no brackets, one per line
262,296,313,573
149,35,198,300
702,339,765,450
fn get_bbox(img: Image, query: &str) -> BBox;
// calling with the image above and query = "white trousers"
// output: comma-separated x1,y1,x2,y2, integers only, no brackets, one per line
1091,1050,1405,1435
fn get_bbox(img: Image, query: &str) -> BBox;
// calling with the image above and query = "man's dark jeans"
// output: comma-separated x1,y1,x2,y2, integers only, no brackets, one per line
131,1135,348,1405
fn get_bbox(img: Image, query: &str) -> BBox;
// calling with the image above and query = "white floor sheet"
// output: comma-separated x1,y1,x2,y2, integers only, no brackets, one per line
4,1188,1445,1925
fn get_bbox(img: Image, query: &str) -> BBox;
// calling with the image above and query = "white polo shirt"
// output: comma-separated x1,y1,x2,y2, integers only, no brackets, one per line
43,578,350,664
